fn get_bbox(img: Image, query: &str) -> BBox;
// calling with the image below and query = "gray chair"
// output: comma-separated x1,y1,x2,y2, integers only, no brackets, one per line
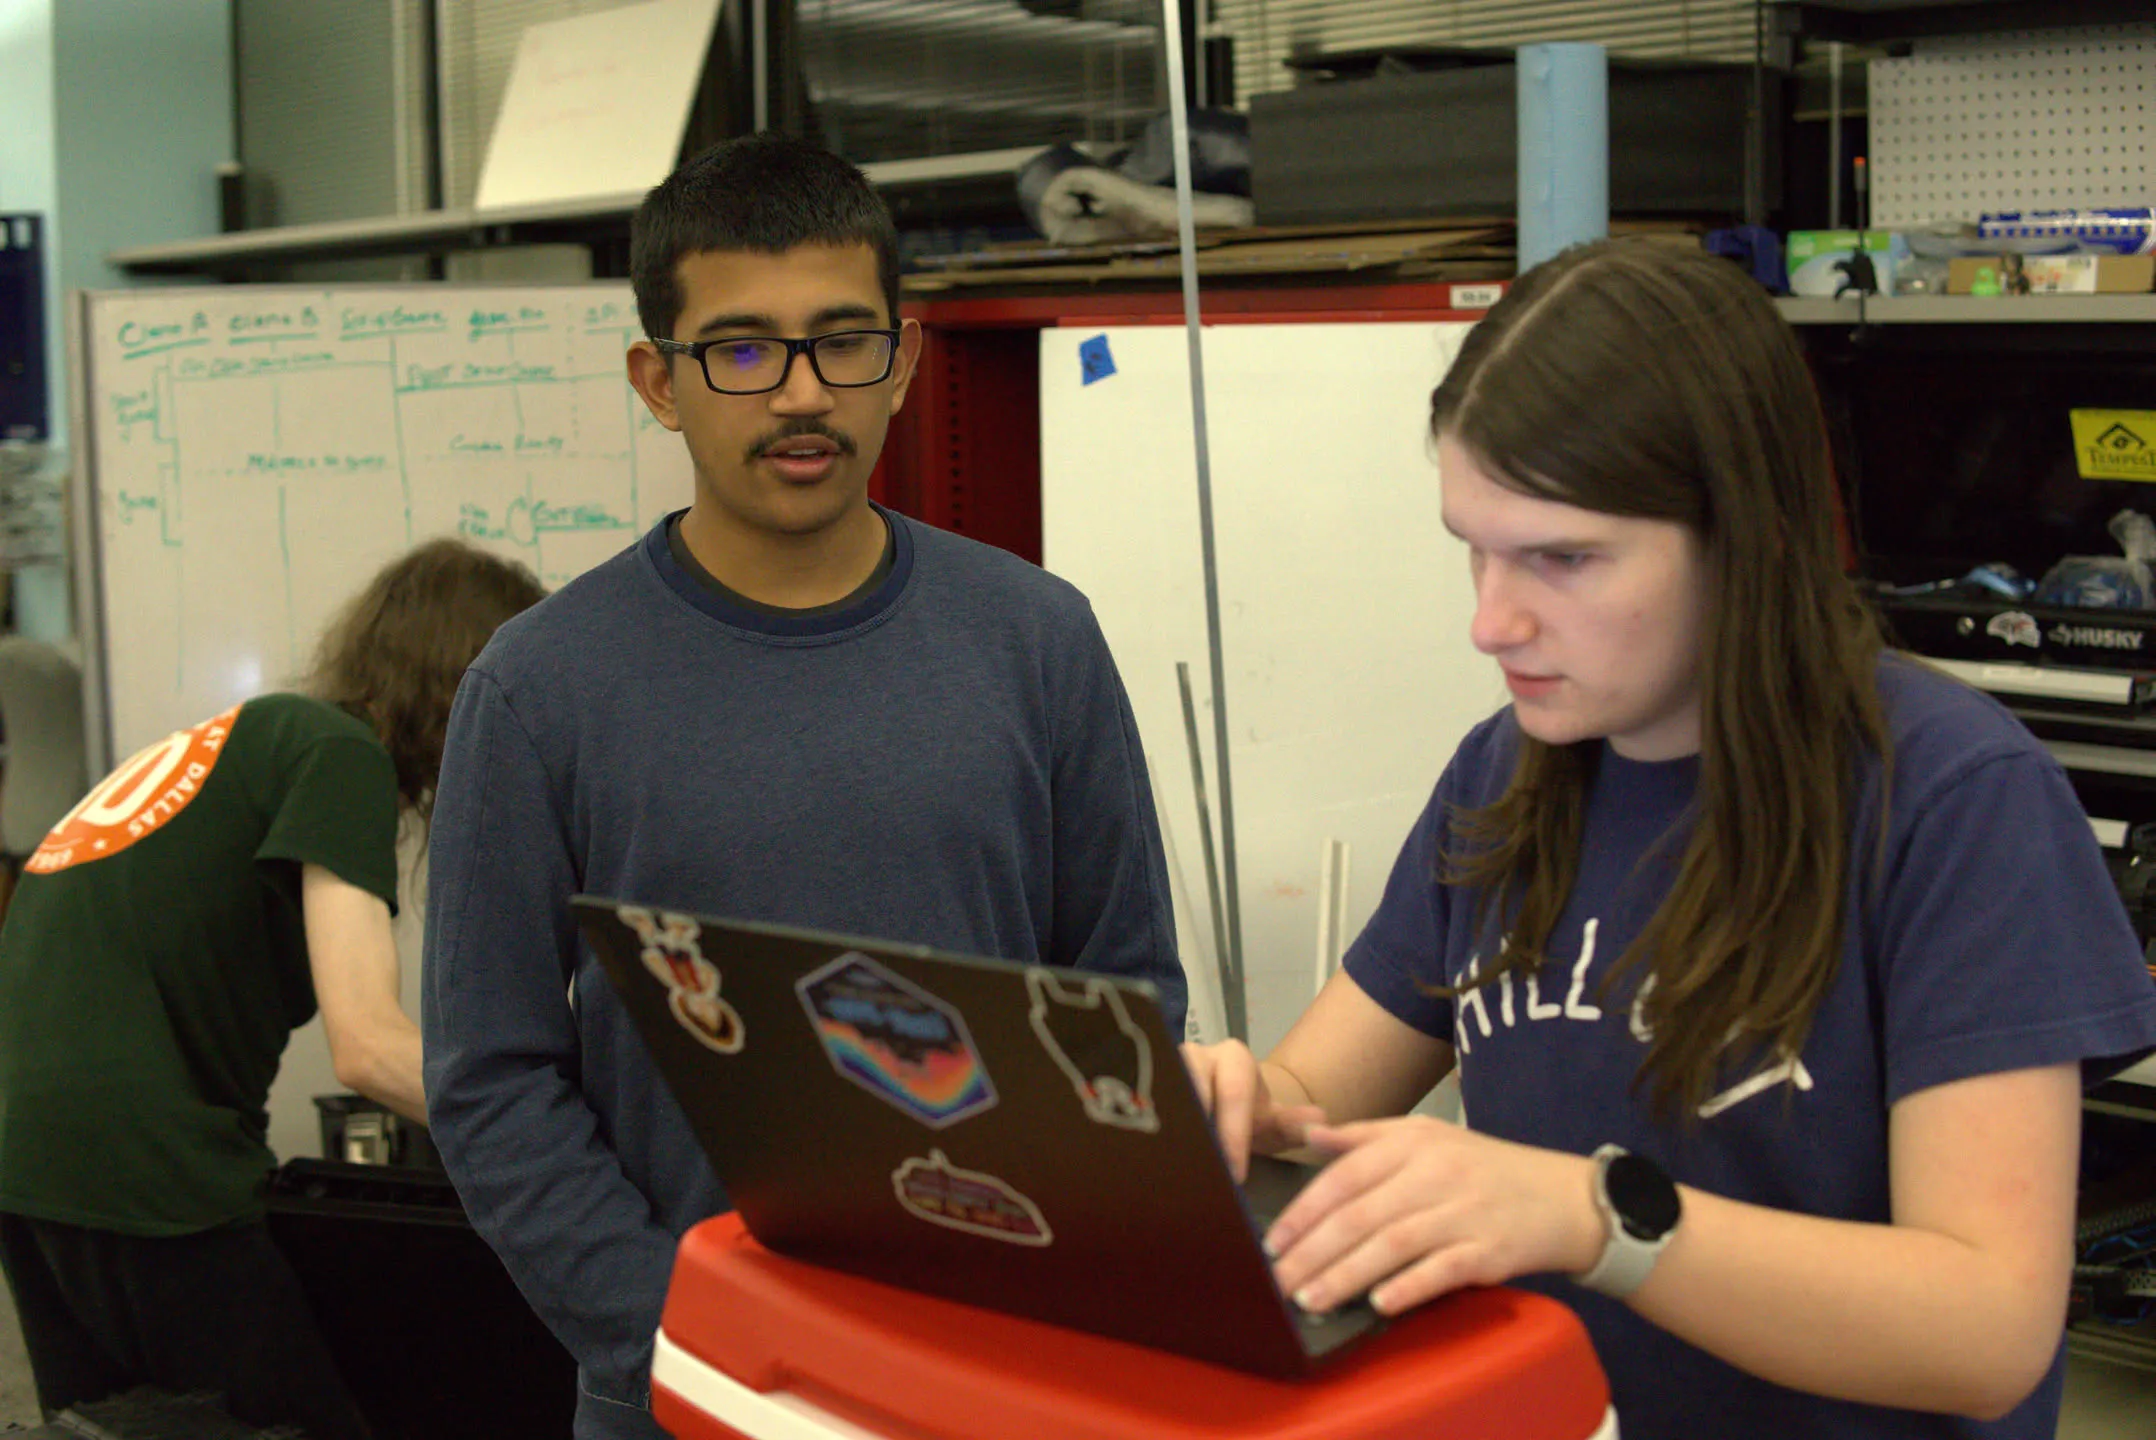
0,636,88,860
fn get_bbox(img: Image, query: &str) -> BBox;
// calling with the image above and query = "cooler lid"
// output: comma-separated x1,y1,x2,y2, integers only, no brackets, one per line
656,1213,1610,1440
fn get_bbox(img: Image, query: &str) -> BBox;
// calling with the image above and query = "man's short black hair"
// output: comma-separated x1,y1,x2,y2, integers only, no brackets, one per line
630,132,901,342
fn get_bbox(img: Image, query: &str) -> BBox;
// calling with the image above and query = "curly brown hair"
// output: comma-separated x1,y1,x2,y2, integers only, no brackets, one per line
303,538,546,823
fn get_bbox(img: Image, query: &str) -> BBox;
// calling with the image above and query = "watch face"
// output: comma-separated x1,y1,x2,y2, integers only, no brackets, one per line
1606,1153,1681,1240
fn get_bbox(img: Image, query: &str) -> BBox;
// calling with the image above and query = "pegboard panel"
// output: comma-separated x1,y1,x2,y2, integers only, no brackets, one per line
1869,24,2156,227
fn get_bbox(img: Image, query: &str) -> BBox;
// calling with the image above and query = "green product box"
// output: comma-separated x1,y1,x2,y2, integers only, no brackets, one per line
1785,230,1903,298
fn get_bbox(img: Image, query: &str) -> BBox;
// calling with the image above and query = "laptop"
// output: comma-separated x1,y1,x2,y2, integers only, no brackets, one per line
571,896,1385,1379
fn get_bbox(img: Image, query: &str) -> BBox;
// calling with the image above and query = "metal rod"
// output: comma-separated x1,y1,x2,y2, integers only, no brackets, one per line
1745,0,1766,229
752,0,769,132
1178,663,1231,1038
1314,838,1349,998
1828,41,1844,231
1160,0,1245,1041
67,291,115,778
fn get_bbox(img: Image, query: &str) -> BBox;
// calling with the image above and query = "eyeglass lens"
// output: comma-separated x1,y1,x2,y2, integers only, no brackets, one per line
705,332,892,392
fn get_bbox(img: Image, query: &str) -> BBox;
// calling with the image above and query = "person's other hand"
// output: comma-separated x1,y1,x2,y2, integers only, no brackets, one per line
1181,1040,1325,1182
1264,1117,1601,1317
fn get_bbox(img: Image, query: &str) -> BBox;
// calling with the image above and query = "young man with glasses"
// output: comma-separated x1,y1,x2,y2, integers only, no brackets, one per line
421,133,1185,1440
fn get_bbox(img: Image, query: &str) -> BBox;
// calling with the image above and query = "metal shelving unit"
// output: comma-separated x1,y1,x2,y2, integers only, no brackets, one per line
1774,0,2156,46
1774,295,1864,324
2070,1321,2156,1375
1867,294,2156,325
1792,256,2156,1400
105,146,1064,277
1779,292,2156,325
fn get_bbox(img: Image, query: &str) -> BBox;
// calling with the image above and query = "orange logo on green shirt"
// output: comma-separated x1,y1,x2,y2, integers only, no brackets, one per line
27,705,241,875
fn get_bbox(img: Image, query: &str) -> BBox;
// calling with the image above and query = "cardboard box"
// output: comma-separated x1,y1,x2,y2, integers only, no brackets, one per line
1948,253,2156,295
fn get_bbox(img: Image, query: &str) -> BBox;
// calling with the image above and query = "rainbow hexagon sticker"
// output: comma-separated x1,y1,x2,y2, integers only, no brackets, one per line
796,953,995,1128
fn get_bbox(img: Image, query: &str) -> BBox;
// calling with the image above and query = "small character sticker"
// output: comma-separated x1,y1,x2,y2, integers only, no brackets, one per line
1987,610,2041,649
619,906,743,1054
1026,969,1159,1133
892,1150,1052,1246
797,955,995,1127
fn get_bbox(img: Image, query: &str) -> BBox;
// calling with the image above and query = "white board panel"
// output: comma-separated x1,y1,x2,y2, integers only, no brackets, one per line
78,283,694,1160
474,0,724,211
1041,322,1506,1055
1869,23,2156,227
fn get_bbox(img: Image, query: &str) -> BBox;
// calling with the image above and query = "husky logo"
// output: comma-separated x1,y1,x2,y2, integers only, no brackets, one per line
2048,624,2145,651
1986,611,2040,649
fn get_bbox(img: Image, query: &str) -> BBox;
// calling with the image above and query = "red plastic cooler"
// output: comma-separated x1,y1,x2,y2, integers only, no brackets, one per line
652,1214,1617,1440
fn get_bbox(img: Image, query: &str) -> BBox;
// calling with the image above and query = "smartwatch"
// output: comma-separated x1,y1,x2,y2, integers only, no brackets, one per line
1575,1144,1681,1299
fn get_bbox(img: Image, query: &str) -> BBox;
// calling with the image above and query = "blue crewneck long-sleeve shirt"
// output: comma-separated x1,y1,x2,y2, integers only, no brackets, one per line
422,506,1182,1439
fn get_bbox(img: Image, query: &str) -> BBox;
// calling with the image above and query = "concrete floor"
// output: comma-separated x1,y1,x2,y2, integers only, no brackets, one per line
1,1267,2151,1434
2058,1351,2156,1440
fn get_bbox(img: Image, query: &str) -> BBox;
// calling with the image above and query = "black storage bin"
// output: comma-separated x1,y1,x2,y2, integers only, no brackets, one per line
1248,49,1778,226
265,1160,575,1440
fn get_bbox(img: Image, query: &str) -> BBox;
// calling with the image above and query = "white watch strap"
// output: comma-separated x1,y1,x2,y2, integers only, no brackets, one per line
1576,1145,1671,1299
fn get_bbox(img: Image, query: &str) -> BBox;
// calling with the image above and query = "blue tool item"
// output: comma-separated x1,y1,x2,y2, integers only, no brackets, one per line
1978,209,2156,257
1705,226,1784,293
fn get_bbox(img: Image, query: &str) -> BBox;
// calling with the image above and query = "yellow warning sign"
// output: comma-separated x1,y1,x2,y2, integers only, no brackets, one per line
2073,410,2156,481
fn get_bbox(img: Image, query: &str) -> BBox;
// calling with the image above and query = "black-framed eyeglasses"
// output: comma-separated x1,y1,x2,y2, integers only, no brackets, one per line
650,329,901,395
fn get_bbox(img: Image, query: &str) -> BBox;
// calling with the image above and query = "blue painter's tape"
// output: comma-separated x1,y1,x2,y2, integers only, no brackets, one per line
1079,334,1116,386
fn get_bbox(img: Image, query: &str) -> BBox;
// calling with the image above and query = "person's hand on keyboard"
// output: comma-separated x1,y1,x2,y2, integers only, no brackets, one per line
1182,1038,1326,1183
1260,1116,1600,1319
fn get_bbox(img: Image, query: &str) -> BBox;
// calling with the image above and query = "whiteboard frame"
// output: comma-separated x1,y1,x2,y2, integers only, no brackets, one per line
67,289,113,779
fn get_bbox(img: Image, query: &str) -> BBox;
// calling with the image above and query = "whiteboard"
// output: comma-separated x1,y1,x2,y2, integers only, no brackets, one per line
1040,323,1506,1056
75,283,694,1160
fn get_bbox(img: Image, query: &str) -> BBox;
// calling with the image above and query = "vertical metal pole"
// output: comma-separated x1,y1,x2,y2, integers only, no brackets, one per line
1745,0,1767,229
1178,663,1231,1037
752,0,769,132
1828,42,1845,231
1160,0,1246,1041
67,292,114,778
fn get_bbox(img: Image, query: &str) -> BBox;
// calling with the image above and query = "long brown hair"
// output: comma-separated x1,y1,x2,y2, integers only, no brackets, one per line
1432,238,1889,1119
304,538,546,823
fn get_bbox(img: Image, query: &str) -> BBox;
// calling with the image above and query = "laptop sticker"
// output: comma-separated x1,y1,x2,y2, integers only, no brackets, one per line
892,1150,1053,1247
1026,969,1160,1133
619,906,745,1054
796,954,997,1127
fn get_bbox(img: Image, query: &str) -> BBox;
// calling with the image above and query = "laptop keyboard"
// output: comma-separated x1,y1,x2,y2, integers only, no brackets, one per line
1237,1156,1387,1355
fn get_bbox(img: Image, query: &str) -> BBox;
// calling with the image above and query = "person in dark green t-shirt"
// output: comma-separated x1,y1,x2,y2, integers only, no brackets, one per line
0,538,543,1440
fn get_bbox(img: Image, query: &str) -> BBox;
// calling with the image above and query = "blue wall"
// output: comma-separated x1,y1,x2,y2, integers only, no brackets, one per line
0,0,59,448
0,0,230,639
51,0,231,304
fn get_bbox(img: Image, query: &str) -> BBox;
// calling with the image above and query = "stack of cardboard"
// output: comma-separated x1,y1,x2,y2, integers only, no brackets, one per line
903,218,1515,293
903,219,1698,294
